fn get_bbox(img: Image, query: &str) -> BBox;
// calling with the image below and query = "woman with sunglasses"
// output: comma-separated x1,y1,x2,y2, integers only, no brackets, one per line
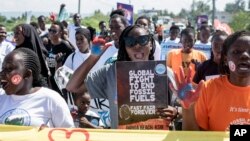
135,15,161,60
46,21,74,94
13,24,50,87
67,25,178,129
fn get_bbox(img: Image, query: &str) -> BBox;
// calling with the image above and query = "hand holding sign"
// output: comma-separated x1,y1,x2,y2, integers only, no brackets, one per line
170,67,203,109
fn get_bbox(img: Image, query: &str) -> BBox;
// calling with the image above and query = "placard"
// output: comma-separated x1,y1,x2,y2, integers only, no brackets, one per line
117,61,168,130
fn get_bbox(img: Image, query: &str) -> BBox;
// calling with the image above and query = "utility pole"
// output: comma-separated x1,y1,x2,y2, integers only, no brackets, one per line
78,0,81,14
212,0,216,26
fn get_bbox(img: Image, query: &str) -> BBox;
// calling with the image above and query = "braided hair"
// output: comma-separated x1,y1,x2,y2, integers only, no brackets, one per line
12,48,42,87
117,25,155,61
219,30,250,75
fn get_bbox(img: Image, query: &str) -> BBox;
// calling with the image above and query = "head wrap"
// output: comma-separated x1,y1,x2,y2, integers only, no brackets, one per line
75,28,91,44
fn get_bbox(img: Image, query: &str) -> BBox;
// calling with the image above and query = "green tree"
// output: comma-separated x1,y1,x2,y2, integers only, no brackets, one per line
0,14,7,23
225,0,245,13
169,12,175,18
82,10,109,32
178,8,189,19
229,11,250,31
163,9,169,16
190,0,211,17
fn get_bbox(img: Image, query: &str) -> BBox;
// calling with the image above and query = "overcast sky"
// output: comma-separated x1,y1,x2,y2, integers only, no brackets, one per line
0,0,235,14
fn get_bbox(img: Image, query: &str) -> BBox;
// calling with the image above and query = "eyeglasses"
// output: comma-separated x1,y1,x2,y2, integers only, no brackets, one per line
123,35,152,47
48,28,58,34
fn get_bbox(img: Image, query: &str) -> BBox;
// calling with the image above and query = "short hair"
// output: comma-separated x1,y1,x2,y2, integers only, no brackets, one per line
109,14,129,27
61,20,68,28
117,25,155,61
219,30,250,75
135,15,151,25
99,21,106,27
211,30,228,42
110,9,125,17
87,26,96,41
52,21,64,31
169,25,180,32
199,24,210,31
37,15,45,21
0,24,5,28
180,28,195,37
75,28,91,44
12,48,42,87
73,13,81,19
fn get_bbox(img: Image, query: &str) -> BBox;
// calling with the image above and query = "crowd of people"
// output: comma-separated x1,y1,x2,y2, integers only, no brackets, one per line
0,8,250,132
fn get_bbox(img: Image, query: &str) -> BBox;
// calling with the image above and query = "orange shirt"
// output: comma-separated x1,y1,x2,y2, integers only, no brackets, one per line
195,76,250,131
156,26,164,36
167,49,207,80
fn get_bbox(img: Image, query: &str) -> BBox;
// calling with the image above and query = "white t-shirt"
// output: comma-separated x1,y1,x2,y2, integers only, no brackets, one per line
0,40,15,71
194,41,212,58
162,37,180,43
154,40,162,60
64,51,91,71
160,37,181,60
0,87,74,128
67,24,86,50
91,41,118,72
63,41,118,72
85,110,105,127
0,88,5,95
39,28,48,37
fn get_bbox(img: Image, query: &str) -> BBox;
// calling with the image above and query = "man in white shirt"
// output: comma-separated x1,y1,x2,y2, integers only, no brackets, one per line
0,24,15,71
194,24,212,58
68,13,86,50
37,15,48,37
161,25,181,60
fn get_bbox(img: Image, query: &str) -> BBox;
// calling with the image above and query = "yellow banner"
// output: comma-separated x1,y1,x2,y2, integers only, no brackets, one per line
0,125,229,141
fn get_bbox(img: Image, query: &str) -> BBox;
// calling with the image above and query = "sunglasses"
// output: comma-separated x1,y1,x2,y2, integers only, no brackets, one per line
124,35,152,47
48,28,58,34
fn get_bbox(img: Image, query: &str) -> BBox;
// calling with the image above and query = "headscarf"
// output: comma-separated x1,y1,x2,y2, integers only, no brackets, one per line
75,28,91,44
15,24,50,78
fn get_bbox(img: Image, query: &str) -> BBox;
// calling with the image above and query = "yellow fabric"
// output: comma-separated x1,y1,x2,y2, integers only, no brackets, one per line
0,124,229,141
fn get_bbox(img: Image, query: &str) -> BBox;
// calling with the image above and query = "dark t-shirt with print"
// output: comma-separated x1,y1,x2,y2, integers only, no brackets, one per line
193,59,219,84
46,40,73,94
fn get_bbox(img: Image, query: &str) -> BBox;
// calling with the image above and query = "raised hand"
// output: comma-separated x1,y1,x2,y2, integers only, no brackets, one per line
91,37,112,56
170,66,204,109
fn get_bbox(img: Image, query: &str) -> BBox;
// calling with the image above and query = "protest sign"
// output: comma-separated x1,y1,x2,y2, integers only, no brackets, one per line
160,42,181,60
117,61,169,130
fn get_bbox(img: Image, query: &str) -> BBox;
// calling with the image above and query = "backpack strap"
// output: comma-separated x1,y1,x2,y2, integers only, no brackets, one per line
71,52,76,69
